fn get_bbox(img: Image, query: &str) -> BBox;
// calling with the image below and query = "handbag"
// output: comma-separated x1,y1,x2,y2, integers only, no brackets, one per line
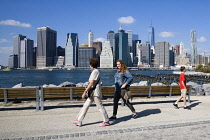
124,90,132,103
86,78,100,97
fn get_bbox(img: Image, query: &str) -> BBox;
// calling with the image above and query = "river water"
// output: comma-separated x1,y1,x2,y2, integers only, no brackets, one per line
0,69,173,88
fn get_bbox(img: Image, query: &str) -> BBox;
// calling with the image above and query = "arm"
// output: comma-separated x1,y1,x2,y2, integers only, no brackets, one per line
121,71,133,88
82,80,95,99
181,80,186,89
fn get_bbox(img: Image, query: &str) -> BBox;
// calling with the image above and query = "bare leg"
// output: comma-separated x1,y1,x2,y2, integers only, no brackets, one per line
175,96,183,104
183,97,187,107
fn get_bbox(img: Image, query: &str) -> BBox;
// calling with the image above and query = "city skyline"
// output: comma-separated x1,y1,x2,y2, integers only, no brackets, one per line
0,0,210,66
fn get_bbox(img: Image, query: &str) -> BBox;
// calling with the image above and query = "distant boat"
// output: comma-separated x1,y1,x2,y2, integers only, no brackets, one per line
49,68,53,71
2,68,12,71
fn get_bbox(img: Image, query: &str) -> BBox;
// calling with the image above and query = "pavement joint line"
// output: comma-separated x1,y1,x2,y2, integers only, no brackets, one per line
2,120,210,140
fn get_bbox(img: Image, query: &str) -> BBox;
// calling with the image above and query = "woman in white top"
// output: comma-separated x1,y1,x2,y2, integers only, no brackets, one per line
71,58,110,127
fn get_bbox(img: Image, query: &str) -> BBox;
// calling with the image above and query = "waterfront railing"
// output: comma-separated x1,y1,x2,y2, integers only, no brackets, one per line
0,85,191,111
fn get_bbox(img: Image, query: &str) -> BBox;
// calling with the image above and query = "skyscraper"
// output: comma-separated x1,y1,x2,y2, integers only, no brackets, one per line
190,30,197,65
115,26,130,66
65,33,79,67
127,30,133,49
92,41,102,56
8,54,18,69
100,41,113,68
148,25,155,48
13,34,27,68
88,30,93,47
78,47,96,67
137,41,151,66
37,26,57,68
107,30,115,61
20,38,34,68
180,41,185,57
155,41,170,67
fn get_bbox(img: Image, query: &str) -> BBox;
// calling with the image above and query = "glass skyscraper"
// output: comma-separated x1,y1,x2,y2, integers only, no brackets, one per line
148,25,155,48
78,47,96,67
107,30,115,62
190,30,197,65
155,41,170,67
88,30,93,47
37,26,57,68
20,38,34,68
115,26,130,66
13,34,27,68
65,33,79,67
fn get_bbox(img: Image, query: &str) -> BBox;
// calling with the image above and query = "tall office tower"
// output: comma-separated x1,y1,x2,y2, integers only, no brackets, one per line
137,41,151,66
180,41,185,57
148,25,155,47
20,38,34,68
100,41,113,68
155,41,170,67
169,46,175,66
132,40,141,65
107,30,115,61
37,26,57,68
88,30,93,47
174,45,180,55
56,46,65,56
190,30,197,65
196,54,203,65
78,47,96,67
136,41,142,66
33,47,37,68
65,33,79,67
8,54,18,69
127,30,133,52
92,41,102,66
132,34,139,40
92,41,102,56
13,34,27,68
115,26,130,66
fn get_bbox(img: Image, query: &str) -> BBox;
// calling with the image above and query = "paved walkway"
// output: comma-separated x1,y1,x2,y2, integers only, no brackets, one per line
0,96,210,140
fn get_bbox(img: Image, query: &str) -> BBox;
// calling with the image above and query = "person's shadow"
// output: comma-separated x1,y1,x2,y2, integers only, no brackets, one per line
110,108,161,125
188,102,202,109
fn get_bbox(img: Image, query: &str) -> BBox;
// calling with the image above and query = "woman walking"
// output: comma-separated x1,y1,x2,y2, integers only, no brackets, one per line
109,60,137,120
71,58,110,127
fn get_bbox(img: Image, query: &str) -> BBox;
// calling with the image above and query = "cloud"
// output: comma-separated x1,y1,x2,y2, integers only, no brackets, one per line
0,38,10,44
94,38,106,44
197,37,207,42
118,16,135,24
159,32,174,37
0,19,31,28
0,46,13,66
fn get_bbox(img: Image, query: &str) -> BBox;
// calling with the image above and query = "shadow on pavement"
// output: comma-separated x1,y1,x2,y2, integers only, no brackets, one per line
110,109,161,125
189,102,202,109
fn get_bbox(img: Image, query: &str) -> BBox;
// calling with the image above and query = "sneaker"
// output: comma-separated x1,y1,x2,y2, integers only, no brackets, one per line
173,103,179,109
131,113,138,119
109,116,117,119
184,106,191,110
99,122,110,127
71,120,82,127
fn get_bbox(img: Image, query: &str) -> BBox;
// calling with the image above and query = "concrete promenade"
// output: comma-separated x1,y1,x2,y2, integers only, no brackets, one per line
0,96,210,140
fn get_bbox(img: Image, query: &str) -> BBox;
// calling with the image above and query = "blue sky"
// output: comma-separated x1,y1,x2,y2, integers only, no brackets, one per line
0,0,210,66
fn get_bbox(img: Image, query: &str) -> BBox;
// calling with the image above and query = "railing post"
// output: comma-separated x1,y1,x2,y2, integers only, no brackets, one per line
169,86,172,96
36,87,40,111
149,86,152,98
188,86,191,103
70,88,73,100
3,89,8,103
40,87,44,111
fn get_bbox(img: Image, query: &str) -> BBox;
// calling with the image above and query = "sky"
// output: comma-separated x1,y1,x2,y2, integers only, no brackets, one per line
0,0,210,66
